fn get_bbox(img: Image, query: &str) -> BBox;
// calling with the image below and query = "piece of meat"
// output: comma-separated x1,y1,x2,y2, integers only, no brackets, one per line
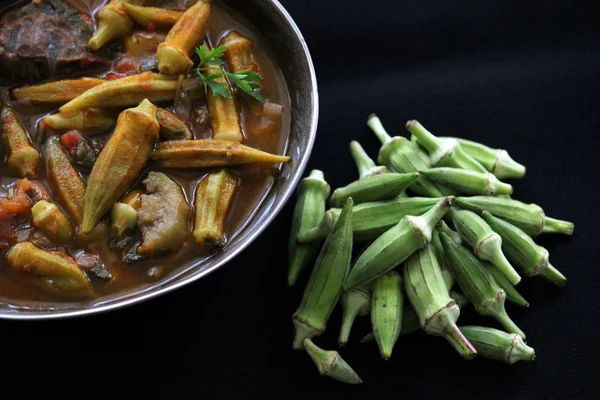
137,172,190,256
0,0,111,81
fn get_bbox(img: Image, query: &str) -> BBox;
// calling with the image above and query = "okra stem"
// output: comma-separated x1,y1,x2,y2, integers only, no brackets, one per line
442,324,478,360
367,114,393,144
542,217,575,235
542,264,567,287
349,140,387,178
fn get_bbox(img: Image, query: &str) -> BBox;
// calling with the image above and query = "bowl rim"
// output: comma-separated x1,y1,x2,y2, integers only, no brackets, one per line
0,0,318,321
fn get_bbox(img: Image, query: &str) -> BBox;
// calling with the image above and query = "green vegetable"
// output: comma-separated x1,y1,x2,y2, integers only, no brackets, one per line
338,284,370,347
460,326,535,364
419,167,513,196
303,338,363,385
371,271,404,360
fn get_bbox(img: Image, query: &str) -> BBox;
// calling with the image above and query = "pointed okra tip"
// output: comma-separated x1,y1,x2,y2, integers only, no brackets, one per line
303,338,363,385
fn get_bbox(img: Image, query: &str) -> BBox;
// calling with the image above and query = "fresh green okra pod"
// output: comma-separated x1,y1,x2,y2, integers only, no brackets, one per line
349,140,388,178
437,220,462,244
292,198,354,349
371,271,404,360
450,208,521,285
481,211,567,286
367,114,445,197
345,197,454,290
405,120,487,173
288,170,331,286
431,229,455,292
403,245,478,359
297,197,443,243
460,326,535,364
419,168,513,196
440,233,526,339
338,283,371,347
455,196,574,237
303,338,363,385
329,172,419,207
485,262,530,307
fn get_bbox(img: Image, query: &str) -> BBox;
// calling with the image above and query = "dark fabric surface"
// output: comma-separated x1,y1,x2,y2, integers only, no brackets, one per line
2,0,600,398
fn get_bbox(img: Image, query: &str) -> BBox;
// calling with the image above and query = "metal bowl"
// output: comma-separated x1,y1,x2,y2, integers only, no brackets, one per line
0,0,318,320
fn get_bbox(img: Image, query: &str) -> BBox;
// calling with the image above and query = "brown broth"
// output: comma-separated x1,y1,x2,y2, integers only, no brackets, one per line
0,0,291,304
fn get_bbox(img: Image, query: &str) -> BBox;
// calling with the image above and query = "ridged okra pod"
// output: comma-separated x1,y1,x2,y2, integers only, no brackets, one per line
31,200,74,244
455,196,574,237
329,172,419,207
292,198,354,350
403,245,477,359
111,189,143,237
40,110,117,136
11,78,106,104
485,262,529,307
338,283,370,347
481,211,567,286
221,31,262,76
46,138,87,225
349,140,388,178
156,108,193,140
371,271,404,360
303,338,362,385
450,208,521,285
344,197,453,290
367,114,444,197
82,99,160,233
59,73,178,115
139,172,191,255
151,140,290,168
452,138,526,179
436,220,462,244
122,3,184,30
88,0,134,51
157,0,211,75
420,168,513,196
297,196,443,243
440,233,526,339
6,242,92,296
288,170,330,286
431,229,455,292
193,169,238,250
2,106,40,178
406,120,487,173
460,326,535,364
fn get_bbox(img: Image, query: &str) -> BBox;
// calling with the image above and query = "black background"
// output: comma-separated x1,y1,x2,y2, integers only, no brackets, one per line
2,1,600,399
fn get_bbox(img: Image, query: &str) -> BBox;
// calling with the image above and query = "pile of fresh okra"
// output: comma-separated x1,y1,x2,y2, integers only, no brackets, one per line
287,115,574,384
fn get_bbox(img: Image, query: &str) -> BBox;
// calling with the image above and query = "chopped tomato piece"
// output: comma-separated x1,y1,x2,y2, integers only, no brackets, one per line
146,23,156,33
106,72,119,81
113,57,137,74
60,131,80,153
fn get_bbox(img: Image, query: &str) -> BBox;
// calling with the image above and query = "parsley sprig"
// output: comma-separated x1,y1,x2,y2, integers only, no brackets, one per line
194,45,265,102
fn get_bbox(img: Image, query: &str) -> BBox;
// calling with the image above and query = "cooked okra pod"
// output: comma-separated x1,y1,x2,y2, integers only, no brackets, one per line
420,167,513,196
82,99,160,233
349,140,388,178
367,114,445,197
481,211,567,286
297,196,443,243
338,283,370,347
303,338,363,385
403,245,477,359
192,169,238,249
485,262,530,307
40,109,117,136
156,107,193,140
460,326,535,364
288,170,330,286
450,208,521,285
440,233,526,339
344,197,453,290
151,139,290,168
31,200,75,244
221,31,261,75
455,196,574,237
292,198,354,350
11,78,106,104
59,72,178,115
406,120,487,173
329,172,419,208
2,106,41,178
157,0,211,75
6,242,92,296
138,172,191,255
122,3,184,30
371,271,404,360
111,189,143,237
88,0,134,51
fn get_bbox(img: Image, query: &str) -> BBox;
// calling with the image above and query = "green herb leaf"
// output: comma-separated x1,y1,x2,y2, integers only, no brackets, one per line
226,69,265,102
195,45,227,66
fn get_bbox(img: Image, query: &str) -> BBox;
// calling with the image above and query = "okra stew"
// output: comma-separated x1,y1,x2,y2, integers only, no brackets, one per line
0,0,291,304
